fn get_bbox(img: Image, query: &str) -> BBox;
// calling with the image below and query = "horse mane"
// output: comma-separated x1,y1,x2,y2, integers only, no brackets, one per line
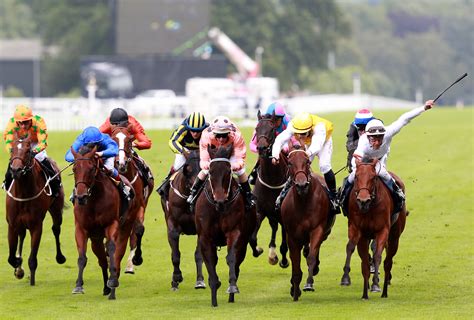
214,145,232,159
78,144,94,155
360,156,373,164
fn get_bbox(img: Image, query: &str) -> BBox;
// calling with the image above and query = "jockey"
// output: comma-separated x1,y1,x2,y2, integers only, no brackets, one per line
248,102,291,185
345,109,375,172
3,104,61,197
65,126,133,201
340,100,435,214
187,116,256,210
99,107,154,184
156,111,209,196
271,112,339,213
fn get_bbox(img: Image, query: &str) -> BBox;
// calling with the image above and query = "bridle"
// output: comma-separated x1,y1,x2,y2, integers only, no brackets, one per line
205,157,240,207
73,156,100,198
256,118,276,158
353,163,377,202
9,139,34,175
288,149,311,185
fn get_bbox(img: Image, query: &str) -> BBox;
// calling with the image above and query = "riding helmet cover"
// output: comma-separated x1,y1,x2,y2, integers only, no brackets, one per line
292,112,314,133
365,119,386,136
211,116,233,134
185,112,207,131
14,104,33,122
265,102,286,117
82,126,104,144
353,109,374,125
110,108,129,125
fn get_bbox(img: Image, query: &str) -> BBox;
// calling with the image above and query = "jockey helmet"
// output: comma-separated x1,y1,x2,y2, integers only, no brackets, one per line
82,126,103,144
14,105,33,122
185,112,207,131
110,108,129,125
353,108,374,125
292,113,313,133
211,116,233,134
365,119,386,136
265,102,286,117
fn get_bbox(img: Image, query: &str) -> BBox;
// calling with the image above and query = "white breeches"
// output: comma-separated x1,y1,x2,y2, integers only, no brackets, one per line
311,137,333,174
173,153,186,171
103,157,115,172
34,150,47,162
348,159,392,184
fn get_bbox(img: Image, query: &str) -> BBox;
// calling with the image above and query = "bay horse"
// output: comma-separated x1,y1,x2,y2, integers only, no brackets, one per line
111,125,153,274
5,133,66,285
281,147,335,301
340,156,407,299
251,111,289,267
159,150,205,290
195,144,257,307
71,145,138,299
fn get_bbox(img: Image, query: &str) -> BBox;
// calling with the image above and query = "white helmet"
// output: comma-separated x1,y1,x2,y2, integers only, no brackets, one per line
211,116,233,134
365,119,386,136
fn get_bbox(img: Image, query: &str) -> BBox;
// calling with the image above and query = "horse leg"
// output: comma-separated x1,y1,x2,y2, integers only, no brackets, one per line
382,227,402,298
249,211,264,258
341,239,356,286
14,228,26,279
125,221,137,274
110,229,129,300
279,224,289,268
194,241,206,289
268,217,279,265
287,238,302,301
229,234,250,303
200,238,220,307
49,201,66,264
131,207,145,266
371,230,389,293
105,221,120,295
28,224,43,286
7,224,22,269
304,227,324,292
72,226,88,295
167,227,183,290
357,238,370,300
90,237,109,296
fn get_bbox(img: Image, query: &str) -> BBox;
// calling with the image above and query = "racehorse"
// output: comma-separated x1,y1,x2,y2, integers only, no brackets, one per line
111,125,153,274
194,144,257,307
159,150,206,290
281,146,335,301
5,133,66,285
251,111,289,267
340,156,407,299
71,145,138,299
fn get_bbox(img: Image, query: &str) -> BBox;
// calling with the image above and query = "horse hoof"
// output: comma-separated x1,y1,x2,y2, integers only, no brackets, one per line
340,276,351,286
226,285,239,294
8,256,22,268
14,268,25,279
371,284,381,292
253,247,264,257
195,280,206,289
103,287,111,296
268,256,279,265
72,287,85,294
171,286,179,292
132,255,143,266
303,283,314,292
56,254,66,264
124,268,135,274
279,260,289,269
107,279,119,289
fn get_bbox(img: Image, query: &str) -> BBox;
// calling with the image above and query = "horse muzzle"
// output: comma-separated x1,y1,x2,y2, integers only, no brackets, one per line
295,181,310,195
356,197,372,213
10,167,25,179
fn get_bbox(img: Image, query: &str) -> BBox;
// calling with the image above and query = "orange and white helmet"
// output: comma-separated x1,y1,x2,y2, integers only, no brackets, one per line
14,104,33,122
211,116,233,134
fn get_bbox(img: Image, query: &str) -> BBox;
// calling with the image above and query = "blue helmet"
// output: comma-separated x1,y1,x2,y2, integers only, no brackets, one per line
353,109,374,125
265,102,286,117
82,126,103,144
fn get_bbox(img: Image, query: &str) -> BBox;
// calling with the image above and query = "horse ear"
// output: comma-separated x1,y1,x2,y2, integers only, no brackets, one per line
371,158,378,166
257,109,262,120
272,110,276,122
91,145,98,154
208,144,216,159
354,155,362,166
225,143,234,158
71,146,78,158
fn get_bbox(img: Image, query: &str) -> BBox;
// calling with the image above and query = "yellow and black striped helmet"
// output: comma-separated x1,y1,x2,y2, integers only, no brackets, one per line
185,112,207,132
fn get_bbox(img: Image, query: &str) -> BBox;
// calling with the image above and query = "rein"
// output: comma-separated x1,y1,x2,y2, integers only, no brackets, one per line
204,157,239,206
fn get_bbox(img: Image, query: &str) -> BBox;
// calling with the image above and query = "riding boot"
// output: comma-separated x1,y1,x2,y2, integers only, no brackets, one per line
275,178,292,211
187,177,205,211
239,180,256,210
388,178,405,214
339,178,353,217
156,167,174,196
40,158,61,197
3,164,12,190
248,161,259,185
324,170,340,214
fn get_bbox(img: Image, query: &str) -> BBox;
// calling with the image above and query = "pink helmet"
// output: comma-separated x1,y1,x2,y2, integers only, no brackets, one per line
211,116,233,134
265,102,286,117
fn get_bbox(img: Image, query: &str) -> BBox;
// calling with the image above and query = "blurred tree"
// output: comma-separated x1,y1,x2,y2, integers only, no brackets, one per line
0,0,36,38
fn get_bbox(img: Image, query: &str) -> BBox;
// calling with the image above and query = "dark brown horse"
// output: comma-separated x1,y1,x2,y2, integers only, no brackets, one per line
111,125,153,274
159,150,206,290
195,144,257,307
251,111,289,267
281,147,335,301
340,156,407,299
5,133,66,285
71,145,138,299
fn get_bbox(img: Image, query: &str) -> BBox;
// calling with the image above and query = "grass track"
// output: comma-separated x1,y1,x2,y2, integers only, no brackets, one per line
0,108,472,319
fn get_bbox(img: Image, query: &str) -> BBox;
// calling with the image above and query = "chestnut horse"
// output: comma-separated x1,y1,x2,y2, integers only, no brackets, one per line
71,145,138,299
195,144,257,307
281,147,335,301
159,150,206,290
340,156,407,299
111,125,153,274
5,133,66,285
251,111,289,267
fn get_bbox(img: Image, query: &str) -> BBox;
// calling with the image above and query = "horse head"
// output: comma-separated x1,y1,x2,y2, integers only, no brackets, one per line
71,145,100,205
288,146,311,196
354,156,378,213
255,111,277,157
9,133,34,179
208,143,233,211
111,124,134,174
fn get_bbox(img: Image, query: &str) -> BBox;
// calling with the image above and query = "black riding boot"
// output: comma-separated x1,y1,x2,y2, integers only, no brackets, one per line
324,170,340,214
187,177,205,211
339,178,353,217
40,158,61,197
388,179,405,213
275,178,292,211
239,180,256,210
156,168,174,196
3,165,12,190
248,161,259,185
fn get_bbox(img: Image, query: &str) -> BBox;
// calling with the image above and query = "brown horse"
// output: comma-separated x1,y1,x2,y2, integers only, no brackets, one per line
340,156,407,299
71,145,138,299
5,133,66,285
111,125,153,274
160,150,205,290
281,147,335,301
251,111,289,267
195,144,257,307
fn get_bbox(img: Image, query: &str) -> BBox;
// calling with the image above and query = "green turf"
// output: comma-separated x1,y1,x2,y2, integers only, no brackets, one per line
0,108,472,319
